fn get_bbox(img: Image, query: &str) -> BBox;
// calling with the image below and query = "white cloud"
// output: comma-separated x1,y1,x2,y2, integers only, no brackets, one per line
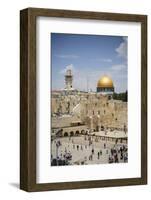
59,64,76,74
115,37,128,59
111,64,127,71
92,58,112,63
55,54,79,59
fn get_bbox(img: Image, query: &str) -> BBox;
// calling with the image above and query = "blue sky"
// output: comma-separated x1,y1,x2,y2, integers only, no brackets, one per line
51,33,128,93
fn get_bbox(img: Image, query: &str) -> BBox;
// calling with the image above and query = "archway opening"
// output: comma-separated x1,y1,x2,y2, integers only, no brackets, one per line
75,130,80,135
70,131,74,136
64,132,68,137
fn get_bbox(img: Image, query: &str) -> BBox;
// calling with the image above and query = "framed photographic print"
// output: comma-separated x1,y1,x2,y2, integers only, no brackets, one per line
20,8,147,191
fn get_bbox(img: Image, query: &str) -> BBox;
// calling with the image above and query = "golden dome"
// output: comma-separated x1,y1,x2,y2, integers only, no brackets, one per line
97,75,114,88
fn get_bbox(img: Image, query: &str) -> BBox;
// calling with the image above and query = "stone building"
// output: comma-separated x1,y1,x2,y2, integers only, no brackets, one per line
51,69,127,140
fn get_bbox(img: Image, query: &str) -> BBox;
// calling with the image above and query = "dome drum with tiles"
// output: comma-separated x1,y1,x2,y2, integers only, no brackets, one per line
97,75,114,94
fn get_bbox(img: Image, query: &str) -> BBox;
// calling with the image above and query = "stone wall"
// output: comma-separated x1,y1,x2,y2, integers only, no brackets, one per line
51,92,127,132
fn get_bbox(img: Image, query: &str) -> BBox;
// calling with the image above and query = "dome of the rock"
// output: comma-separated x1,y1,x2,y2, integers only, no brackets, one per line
97,75,114,94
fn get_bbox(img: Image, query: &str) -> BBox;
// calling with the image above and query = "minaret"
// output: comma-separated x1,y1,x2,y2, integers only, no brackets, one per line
65,69,73,90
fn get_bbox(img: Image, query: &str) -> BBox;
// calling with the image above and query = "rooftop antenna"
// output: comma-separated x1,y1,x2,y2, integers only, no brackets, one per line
87,76,89,92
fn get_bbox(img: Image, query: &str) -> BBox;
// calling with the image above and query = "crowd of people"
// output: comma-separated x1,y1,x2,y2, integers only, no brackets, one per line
51,135,128,166
108,145,128,163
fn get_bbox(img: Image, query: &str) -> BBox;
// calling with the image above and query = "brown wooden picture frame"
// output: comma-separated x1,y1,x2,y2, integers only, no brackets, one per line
20,7,147,192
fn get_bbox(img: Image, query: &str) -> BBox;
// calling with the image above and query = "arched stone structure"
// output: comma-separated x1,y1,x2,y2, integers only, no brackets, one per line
70,131,74,136
81,130,85,134
75,130,80,135
64,132,68,137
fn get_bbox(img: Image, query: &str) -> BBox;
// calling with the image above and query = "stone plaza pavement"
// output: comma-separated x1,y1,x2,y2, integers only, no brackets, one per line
51,135,127,165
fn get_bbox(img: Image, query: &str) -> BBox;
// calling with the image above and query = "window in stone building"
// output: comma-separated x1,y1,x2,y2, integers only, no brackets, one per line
98,110,100,115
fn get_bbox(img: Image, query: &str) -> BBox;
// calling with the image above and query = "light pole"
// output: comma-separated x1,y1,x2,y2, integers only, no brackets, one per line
55,141,60,166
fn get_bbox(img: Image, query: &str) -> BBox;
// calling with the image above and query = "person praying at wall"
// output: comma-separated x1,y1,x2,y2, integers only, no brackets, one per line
92,148,94,154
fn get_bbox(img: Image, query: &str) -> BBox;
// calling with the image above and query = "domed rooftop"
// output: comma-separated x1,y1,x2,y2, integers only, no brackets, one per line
97,75,114,88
